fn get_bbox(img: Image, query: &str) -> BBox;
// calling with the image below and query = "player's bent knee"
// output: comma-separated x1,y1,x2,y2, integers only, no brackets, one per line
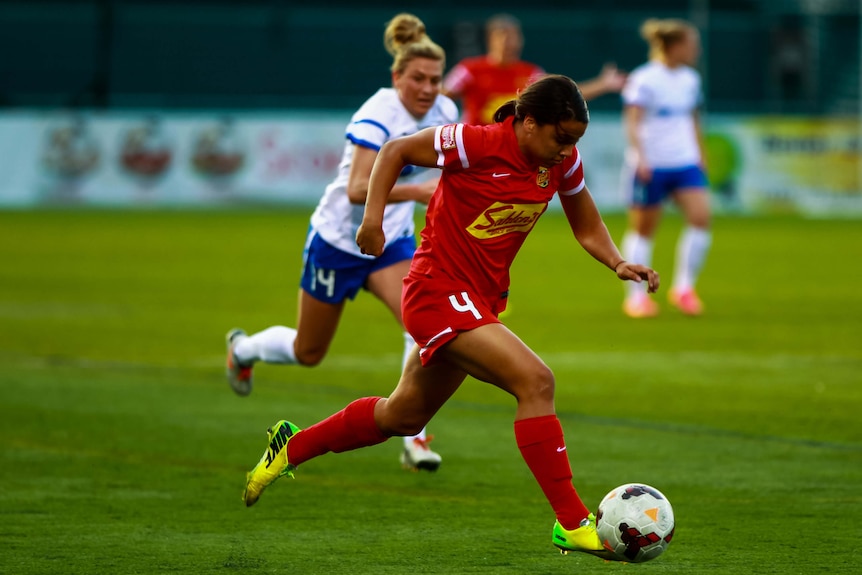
380,419,427,437
531,375,556,404
376,407,429,437
295,348,327,367
511,366,556,405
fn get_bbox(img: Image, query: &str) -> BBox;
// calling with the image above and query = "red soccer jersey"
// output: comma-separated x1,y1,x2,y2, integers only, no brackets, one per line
410,117,586,306
444,57,545,125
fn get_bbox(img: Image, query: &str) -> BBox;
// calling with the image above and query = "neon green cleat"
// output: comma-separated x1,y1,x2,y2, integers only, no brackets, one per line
553,514,617,560
242,420,301,507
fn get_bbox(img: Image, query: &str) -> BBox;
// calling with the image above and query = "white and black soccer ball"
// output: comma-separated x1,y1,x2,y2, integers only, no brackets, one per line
596,483,675,563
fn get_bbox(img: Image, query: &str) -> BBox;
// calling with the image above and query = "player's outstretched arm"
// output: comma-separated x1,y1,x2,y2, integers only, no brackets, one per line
559,186,659,293
578,62,627,101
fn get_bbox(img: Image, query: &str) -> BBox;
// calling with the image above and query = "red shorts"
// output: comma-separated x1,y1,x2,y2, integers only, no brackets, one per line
402,271,506,366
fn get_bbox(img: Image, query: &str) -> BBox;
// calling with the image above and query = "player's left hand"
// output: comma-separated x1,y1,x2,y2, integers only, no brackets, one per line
616,262,660,294
599,62,627,92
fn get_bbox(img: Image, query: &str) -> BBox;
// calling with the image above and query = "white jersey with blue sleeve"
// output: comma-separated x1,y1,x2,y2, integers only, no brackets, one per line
622,61,702,169
310,88,459,258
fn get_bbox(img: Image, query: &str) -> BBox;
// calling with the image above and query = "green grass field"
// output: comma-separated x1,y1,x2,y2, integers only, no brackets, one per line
1,208,860,575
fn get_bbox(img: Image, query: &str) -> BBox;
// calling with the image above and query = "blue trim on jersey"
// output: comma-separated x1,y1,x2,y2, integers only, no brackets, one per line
629,165,708,207
300,231,416,304
346,134,382,151
656,106,690,117
352,118,390,137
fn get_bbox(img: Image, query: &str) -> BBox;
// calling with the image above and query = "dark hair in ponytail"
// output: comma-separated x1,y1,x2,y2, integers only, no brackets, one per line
493,74,589,126
492,100,518,123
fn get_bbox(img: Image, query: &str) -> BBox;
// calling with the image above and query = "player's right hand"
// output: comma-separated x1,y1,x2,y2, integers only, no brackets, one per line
356,224,385,257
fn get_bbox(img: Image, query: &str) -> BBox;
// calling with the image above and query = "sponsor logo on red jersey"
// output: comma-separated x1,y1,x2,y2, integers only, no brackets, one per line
467,202,545,239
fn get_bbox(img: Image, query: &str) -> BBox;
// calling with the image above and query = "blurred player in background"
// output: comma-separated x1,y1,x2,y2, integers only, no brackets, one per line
226,13,457,472
619,18,711,318
443,13,626,125
240,75,659,560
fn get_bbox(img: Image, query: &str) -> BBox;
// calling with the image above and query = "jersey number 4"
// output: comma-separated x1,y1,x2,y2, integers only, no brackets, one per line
448,291,482,320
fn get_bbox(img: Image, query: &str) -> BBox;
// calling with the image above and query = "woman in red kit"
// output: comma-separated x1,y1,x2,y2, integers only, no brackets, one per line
241,74,659,559
443,13,626,125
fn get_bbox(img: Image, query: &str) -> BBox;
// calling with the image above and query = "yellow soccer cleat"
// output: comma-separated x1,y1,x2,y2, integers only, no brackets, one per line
553,514,618,560
242,420,301,507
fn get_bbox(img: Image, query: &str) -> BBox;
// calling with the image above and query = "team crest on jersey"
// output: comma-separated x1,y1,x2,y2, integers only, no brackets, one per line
467,202,546,239
440,125,457,150
536,167,550,188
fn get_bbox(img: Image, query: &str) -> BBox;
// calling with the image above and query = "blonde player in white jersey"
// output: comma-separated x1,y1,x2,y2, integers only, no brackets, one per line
620,18,711,318
225,13,457,471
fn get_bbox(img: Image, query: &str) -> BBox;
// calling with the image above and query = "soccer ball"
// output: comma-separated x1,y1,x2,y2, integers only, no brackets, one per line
595,483,675,563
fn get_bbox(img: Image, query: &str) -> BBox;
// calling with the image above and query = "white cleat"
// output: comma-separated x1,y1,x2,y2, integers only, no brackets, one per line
226,328,253,396
400,436,441,472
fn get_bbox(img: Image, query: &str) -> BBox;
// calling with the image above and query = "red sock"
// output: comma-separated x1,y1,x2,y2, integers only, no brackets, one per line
514,415,590,530
287,397,388,466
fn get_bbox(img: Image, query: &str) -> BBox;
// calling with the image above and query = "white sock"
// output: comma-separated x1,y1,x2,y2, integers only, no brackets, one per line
622,231,654,298
234,326,298,365
401,331,427,446
673,226,711,291
401,331,415,371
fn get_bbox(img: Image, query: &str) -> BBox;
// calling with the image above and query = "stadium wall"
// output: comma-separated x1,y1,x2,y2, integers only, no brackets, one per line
1,110,860,216
1,2,858,115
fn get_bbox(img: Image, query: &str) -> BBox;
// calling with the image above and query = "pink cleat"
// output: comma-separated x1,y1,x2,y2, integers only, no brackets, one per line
623,294,659,318
668,288,703,316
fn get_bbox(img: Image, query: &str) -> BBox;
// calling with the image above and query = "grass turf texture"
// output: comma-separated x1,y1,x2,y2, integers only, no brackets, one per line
1,208,860,574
